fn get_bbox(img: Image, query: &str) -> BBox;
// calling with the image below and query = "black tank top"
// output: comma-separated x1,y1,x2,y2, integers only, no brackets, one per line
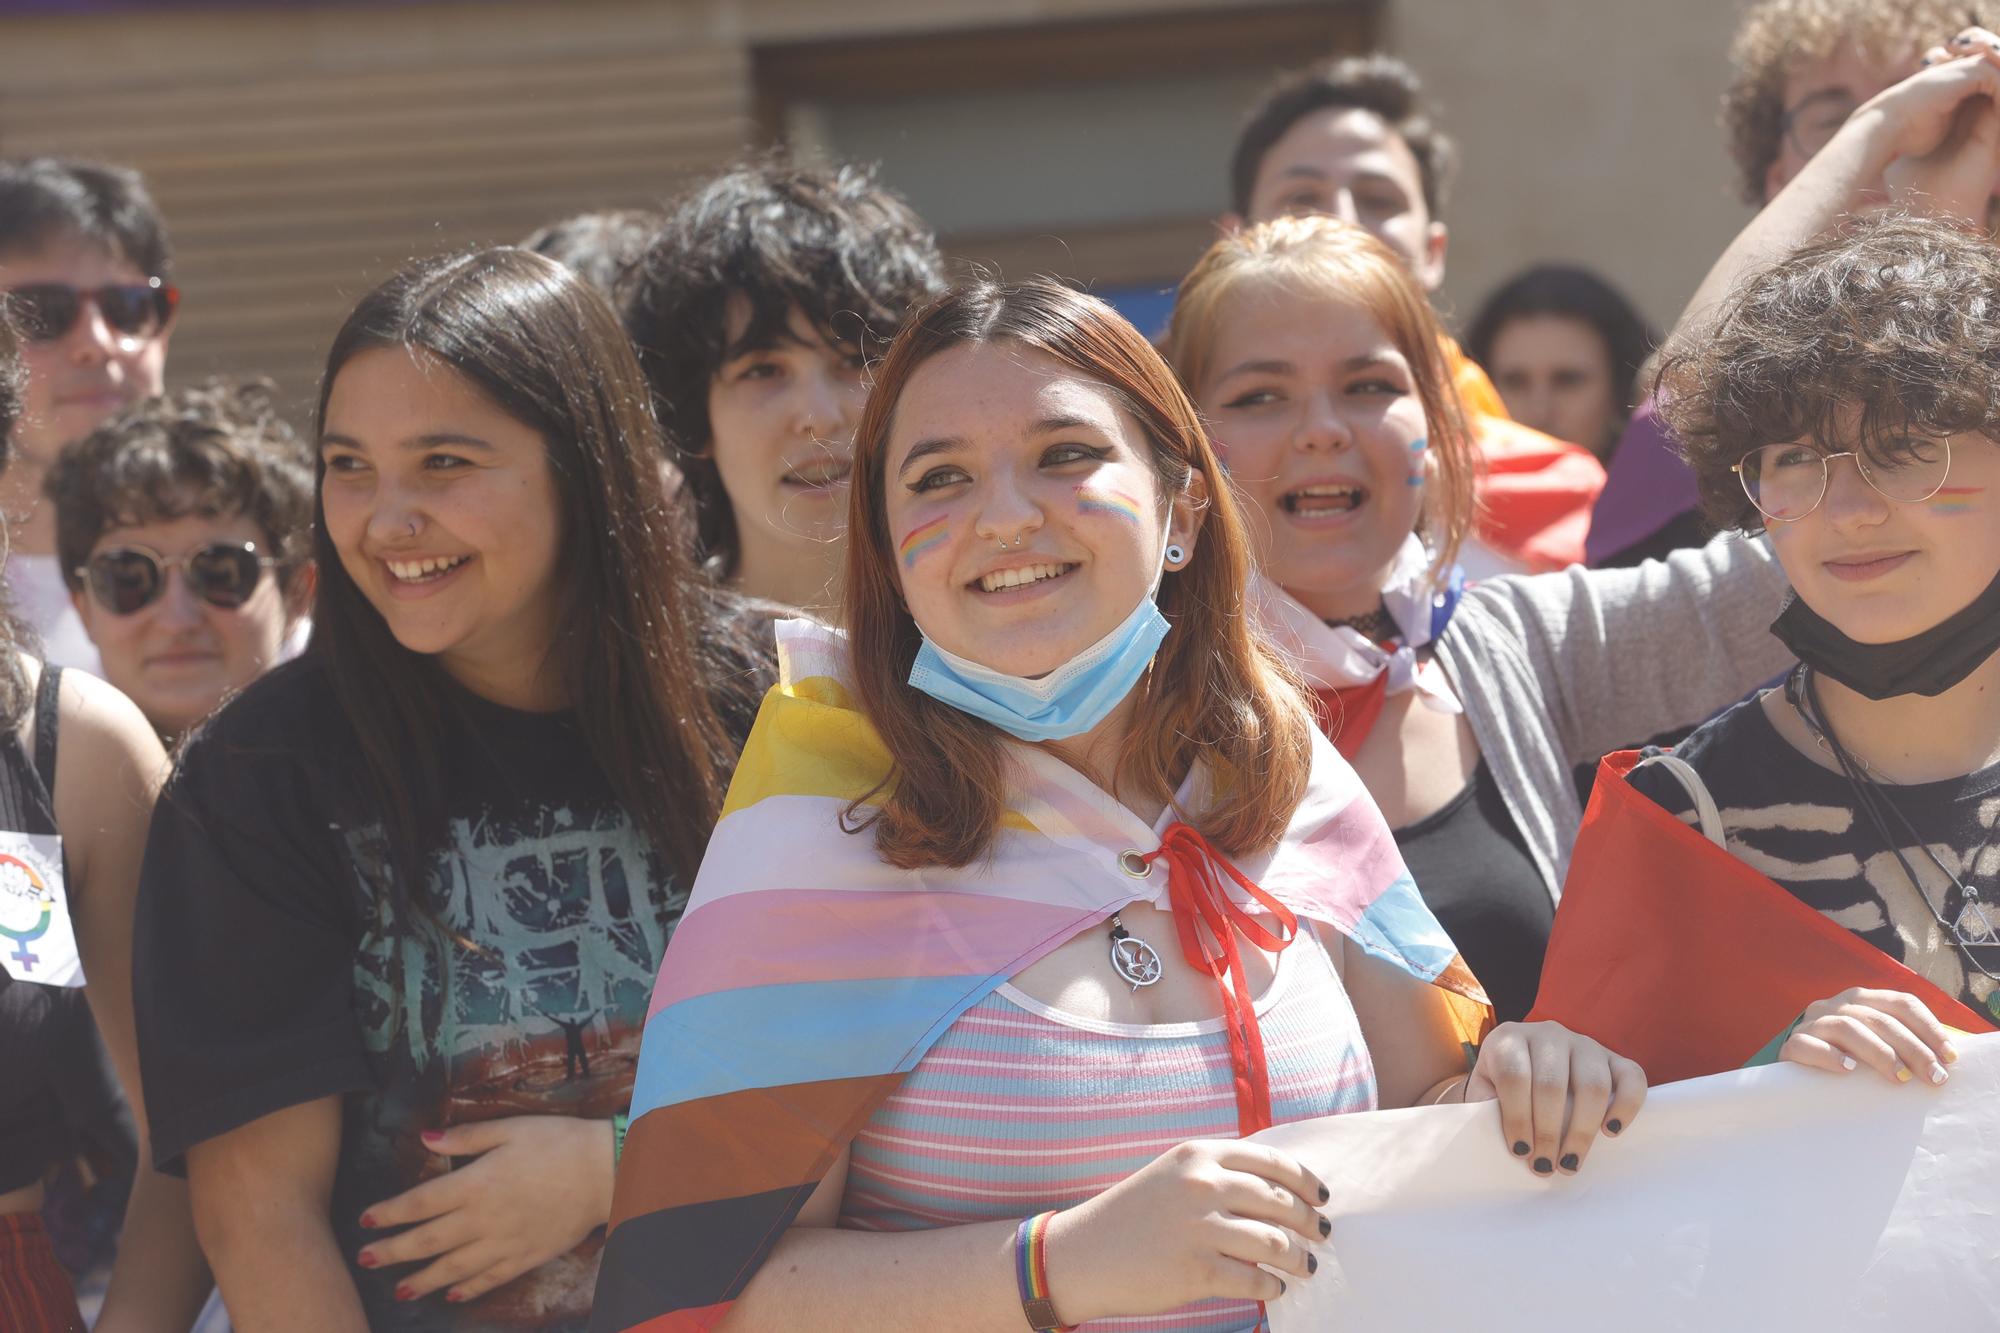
0,666,72,1192
1394,757,1555,1027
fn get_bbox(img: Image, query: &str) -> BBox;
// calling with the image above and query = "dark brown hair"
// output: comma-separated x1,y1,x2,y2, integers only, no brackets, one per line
623,159,946,577
843,278,1315,870
1658,211,2000,531
1230,54,1455,219
313,247,763,927
48,378,313,591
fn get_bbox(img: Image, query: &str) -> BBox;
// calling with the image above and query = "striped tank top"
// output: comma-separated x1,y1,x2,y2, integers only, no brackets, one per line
840,923,1374,1333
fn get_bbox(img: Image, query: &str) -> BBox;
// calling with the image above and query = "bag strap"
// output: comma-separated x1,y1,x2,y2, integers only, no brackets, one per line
1630,752,1725,848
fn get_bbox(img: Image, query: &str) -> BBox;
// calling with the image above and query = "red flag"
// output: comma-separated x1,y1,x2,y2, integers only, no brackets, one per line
1528,750,1994,1084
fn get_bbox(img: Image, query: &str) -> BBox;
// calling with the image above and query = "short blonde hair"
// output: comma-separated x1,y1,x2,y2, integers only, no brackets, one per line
1725,0,1987,204
1164,215,1477,580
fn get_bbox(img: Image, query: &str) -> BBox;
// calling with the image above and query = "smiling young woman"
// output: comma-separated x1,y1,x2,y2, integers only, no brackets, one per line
1165,216,1796,1025
597,280,1647,1333
130,249,776,1332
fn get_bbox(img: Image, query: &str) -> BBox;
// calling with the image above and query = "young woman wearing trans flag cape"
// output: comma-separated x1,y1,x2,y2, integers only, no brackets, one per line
595,280,1647,1333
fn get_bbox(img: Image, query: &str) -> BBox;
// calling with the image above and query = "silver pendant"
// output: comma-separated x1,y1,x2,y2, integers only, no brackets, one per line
1108,914,1162,990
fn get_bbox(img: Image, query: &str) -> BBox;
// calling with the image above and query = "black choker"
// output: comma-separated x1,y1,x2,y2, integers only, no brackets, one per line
1324,605,1398,644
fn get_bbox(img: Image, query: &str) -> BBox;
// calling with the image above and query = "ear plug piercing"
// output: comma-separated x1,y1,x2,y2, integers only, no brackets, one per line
1164,543,1187,567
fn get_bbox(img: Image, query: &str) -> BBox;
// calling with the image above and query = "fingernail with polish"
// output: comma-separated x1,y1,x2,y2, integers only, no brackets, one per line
420,1130,445,1145
1307,1253,1318,1275
1316,1183,1330,1204
1944,1042,1960,1063
1896,1066,1913,1083
357,1251,377,1269
395,1284,416,1303
1511,1140,1530,1157
1605,1119,1622,1136
1841,1056,1857,1071
1532,1157,1553,1175
1931,1063,1949,1084
1317,1215,1331,1238
359,1212,378,1229
447,1291,466,1305
1559,1153,1580,1173
1278,1279,1288,1296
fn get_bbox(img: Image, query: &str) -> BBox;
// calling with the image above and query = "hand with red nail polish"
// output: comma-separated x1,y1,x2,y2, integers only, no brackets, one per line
352,1115,616,1306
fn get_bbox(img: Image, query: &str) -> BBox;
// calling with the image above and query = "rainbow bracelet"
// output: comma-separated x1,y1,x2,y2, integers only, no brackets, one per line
1013,1211,1074,1332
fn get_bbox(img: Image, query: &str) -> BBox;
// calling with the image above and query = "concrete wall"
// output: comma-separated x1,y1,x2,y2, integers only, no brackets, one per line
1387,0,1749,339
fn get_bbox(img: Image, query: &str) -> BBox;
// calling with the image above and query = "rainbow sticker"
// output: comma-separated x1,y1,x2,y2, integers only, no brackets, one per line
1930,486,1984,516
898,516,950,568
1075,485,1145,524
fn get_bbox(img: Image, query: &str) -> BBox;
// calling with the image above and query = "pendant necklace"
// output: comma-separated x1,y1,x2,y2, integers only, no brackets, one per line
1107,913,1162,990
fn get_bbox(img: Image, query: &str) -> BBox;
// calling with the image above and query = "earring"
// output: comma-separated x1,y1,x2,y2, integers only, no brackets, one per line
1164,542,1187,568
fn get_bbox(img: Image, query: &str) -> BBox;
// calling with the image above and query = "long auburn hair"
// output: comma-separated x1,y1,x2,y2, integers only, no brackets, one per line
1165,214,1479,582
312,248,747,925
843,278,1315,870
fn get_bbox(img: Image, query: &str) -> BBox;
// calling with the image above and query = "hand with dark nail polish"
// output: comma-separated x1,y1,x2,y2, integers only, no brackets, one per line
1605,1119,1622,1135
1559,1153,1580,1172
1318,1215,1331,1238
1532,1157,1553,1175
1512,1140,1530,1156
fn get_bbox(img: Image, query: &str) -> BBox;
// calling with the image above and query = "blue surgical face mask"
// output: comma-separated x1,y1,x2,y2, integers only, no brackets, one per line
907,579,1171,743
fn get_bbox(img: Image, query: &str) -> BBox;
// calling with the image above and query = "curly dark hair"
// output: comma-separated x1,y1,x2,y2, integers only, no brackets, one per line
46,377,314,591
1229,54,1456,219
0,310,20,460
1658,211,2000,532
620,159,947,576
520,208,665,301
1722,0,1987,206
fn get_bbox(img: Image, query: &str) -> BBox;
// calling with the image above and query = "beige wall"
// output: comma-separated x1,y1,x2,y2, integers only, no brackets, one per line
1387,0,1749,339
0,0,1754,406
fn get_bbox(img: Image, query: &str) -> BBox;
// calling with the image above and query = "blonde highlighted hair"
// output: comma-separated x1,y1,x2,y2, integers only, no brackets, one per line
1165,214,1478,581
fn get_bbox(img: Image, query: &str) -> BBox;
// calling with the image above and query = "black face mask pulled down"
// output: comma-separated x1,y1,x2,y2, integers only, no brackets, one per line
1769,567,2000,701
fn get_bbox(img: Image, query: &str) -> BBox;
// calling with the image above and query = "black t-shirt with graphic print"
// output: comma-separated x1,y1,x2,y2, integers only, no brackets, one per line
134,647,765,1332
1628,693,2000,1028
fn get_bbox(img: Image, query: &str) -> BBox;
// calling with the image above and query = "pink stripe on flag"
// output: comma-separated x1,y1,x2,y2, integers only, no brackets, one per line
649,889,1098,1017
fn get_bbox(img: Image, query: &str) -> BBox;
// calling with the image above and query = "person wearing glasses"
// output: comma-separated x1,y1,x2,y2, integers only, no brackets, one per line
1619,210,2000,1080
45,378,311,743
0,158,179,674
1588,0,1991,567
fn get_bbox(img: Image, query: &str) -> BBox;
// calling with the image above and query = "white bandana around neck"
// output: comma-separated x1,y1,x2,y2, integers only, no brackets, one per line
1250,534,1464,715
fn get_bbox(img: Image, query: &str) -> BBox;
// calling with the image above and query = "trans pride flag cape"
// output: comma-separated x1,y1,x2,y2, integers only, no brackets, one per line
591,619,1490,1332
1529,750,1995,1085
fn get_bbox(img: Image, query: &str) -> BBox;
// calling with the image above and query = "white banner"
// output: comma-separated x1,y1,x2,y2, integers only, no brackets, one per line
1256,1031,2000,1330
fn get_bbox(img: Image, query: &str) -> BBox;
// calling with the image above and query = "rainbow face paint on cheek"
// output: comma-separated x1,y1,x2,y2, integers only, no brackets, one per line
1929,486,1985,516
898,515,950,569
1407,437,1427,488
1074,485,1144,525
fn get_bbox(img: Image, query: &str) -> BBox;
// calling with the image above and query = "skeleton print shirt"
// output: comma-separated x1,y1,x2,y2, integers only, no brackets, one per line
1629,694,2000,1027
134,654,756,1332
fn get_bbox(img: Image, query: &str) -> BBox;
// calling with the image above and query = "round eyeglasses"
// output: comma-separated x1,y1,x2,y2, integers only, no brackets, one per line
77,541,279,616
1732,439,1953,523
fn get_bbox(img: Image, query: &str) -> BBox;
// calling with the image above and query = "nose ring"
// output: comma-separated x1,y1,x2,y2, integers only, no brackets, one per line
997,533,1024,549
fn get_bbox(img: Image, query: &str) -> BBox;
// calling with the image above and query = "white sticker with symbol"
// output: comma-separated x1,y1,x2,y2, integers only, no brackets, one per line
0,831,76,987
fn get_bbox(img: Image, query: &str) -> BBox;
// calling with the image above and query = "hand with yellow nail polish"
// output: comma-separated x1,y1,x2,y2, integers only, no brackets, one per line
1779,988,1958,1087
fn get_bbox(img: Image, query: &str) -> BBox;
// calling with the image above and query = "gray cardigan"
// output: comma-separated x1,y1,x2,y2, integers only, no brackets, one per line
1431,532,1793,904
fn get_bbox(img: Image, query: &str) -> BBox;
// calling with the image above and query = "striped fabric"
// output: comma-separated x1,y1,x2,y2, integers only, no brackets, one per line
0,1213,84,1333
592,619,1490,1333
845,926,1369,1333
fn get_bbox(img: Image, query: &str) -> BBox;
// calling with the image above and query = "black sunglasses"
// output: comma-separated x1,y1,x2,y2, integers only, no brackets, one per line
78,542,278,616
5,279,179,344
